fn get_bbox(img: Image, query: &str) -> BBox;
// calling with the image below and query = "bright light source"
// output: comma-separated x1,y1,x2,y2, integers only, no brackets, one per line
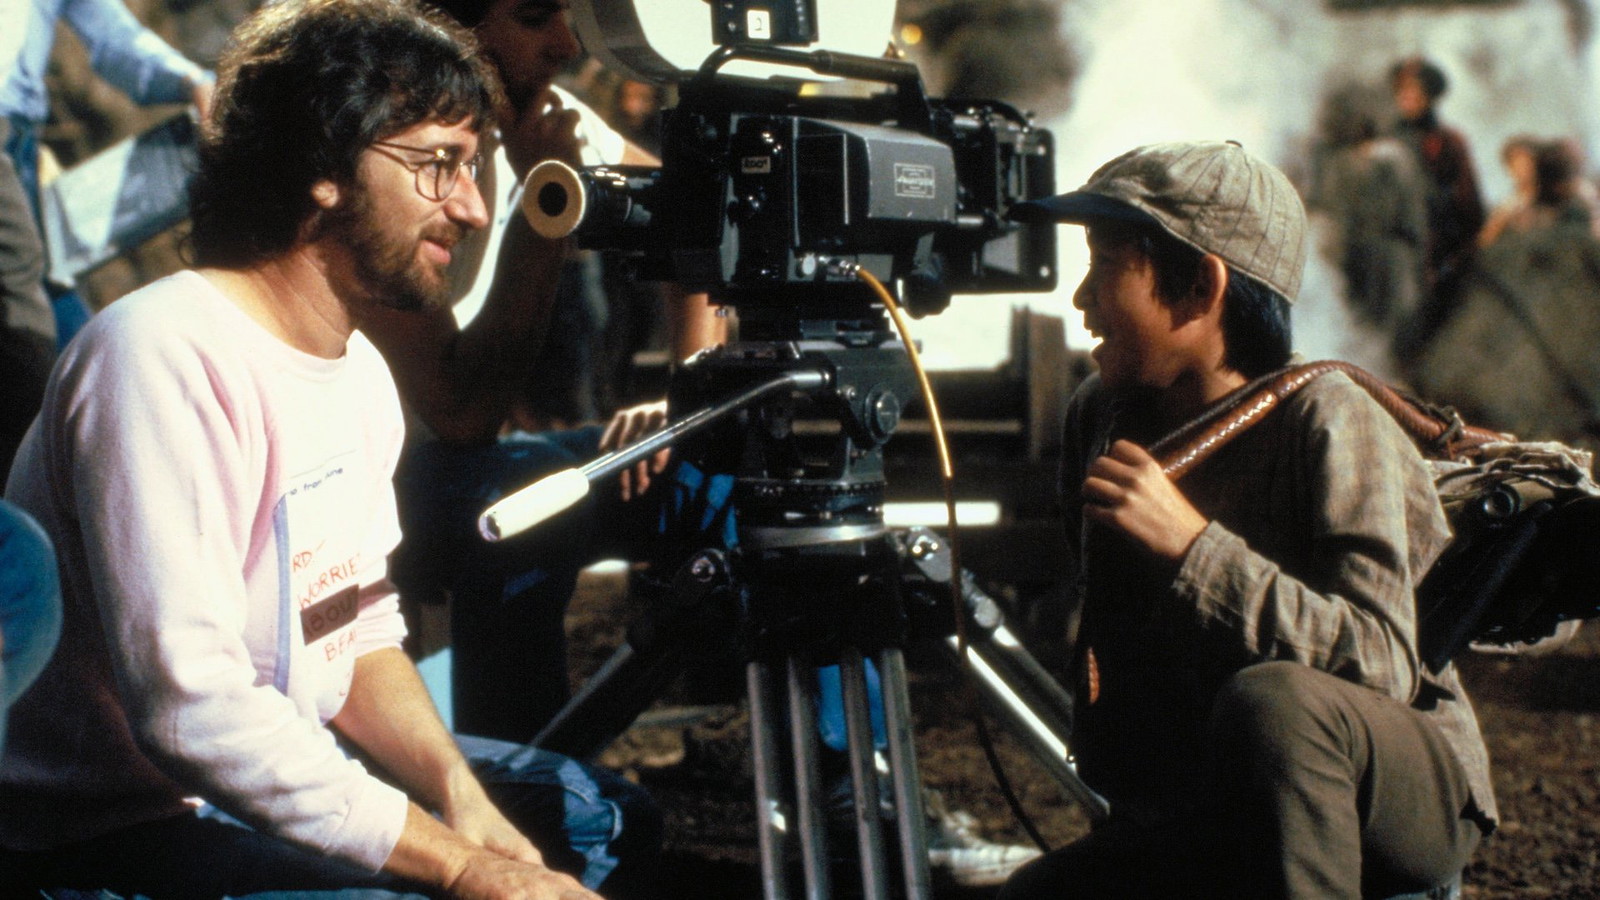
899,23,924,46
581,503,1004,577
573,0,898,83
883,501,1001,527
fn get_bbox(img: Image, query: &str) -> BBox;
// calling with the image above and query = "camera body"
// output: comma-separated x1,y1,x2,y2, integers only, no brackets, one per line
525,44,1056,319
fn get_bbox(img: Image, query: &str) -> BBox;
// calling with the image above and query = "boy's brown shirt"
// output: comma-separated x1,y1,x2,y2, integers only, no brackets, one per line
1058,369,1496,830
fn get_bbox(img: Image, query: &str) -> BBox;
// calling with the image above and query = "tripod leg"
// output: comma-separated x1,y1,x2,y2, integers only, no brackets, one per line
947,632,1110,823
786,657,831,900
876,647,932,900
748,659,793,900
840,649,891,900
534,548,734,759
900,525,1110,823
532,627,684,760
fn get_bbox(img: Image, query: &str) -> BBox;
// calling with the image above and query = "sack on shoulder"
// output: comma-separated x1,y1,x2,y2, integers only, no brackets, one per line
1151,361,1600,673
1417,441,1600,672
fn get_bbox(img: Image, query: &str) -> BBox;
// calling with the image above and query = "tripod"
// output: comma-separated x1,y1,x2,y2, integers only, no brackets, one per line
486,327,1108,899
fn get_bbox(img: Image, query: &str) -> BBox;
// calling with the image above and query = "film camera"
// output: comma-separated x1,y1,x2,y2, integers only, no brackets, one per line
485,0,1063,539
483,5,1099,899
523,0,1056,325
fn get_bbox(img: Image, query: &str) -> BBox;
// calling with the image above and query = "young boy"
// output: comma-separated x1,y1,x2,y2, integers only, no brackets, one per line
1001,140,1494,899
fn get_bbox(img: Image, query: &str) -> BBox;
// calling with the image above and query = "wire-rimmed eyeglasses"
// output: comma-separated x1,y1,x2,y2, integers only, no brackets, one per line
369,140,482,201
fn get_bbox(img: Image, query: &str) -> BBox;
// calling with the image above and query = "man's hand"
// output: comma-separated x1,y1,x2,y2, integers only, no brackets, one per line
390,802,594,900
502,88,583,178
442,778,542,866
600,400,670,501
446,851,600,900
1082,439,1209,563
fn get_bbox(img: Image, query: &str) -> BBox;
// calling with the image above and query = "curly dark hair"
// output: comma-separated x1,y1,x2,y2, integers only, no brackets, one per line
424,0,495,27
188,0,502,268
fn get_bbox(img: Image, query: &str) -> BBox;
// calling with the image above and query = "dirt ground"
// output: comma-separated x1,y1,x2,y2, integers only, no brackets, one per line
566,566,1600,899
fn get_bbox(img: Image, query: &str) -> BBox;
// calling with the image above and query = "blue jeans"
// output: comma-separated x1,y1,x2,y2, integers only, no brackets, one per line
0,499,61,754
4,117,91,349
9,734,661,899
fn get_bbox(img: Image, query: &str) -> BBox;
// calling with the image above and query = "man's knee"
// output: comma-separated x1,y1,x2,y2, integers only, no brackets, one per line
560,764,662,898
606,775,663,862
468,738,661,857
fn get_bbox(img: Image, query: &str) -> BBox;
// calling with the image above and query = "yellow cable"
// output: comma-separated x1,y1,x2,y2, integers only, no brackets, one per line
853,266,1053,852
851,267,966,643
852,269,954,482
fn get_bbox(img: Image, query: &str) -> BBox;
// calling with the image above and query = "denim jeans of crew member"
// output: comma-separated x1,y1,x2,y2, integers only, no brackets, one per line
1,118,58,479
4,117,92,350
8,734,662,900
393,426,625,743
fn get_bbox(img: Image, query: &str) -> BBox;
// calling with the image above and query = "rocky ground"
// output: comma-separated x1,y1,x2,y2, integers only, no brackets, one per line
566,567,1600,899
1457,627,1600,899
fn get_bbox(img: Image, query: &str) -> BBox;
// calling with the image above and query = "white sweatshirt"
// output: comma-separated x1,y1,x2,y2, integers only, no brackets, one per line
1,270,411,871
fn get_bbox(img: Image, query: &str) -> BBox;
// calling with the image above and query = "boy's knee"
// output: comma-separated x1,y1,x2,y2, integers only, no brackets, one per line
1209,662,1346,765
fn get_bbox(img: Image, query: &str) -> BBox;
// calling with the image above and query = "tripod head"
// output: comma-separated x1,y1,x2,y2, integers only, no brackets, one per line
671,320,926,657
479,288,923,657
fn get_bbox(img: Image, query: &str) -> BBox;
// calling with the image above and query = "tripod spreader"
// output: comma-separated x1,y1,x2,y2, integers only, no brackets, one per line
898,526,1111,824
478,367,830,542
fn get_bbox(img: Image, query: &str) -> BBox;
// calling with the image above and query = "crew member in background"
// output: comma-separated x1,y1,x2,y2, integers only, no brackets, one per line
377,0,724,744
1,0,213,479
1389,55,1485,354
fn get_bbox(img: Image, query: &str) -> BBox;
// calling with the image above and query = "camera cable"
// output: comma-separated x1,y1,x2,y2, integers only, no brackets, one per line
851,264,1054,853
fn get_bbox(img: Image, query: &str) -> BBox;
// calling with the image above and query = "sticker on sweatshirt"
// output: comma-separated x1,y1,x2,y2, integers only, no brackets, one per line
272,451,367,704
301,584,359,644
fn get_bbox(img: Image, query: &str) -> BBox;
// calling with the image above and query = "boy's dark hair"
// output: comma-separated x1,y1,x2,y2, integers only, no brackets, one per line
1100,221,1293,379
1390,56,1448,101
188,0,501,268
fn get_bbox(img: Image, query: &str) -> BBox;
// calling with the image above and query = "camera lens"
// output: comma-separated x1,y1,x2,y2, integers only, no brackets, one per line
522,160,588,239
537,181,570,217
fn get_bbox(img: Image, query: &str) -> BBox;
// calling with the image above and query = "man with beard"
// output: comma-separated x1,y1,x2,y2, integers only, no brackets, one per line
0,1,658,897
379,2,1042,888
372,0,723,746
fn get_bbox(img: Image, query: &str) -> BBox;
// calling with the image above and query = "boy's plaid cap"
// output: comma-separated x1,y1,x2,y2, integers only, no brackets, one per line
1011,140,1308,301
